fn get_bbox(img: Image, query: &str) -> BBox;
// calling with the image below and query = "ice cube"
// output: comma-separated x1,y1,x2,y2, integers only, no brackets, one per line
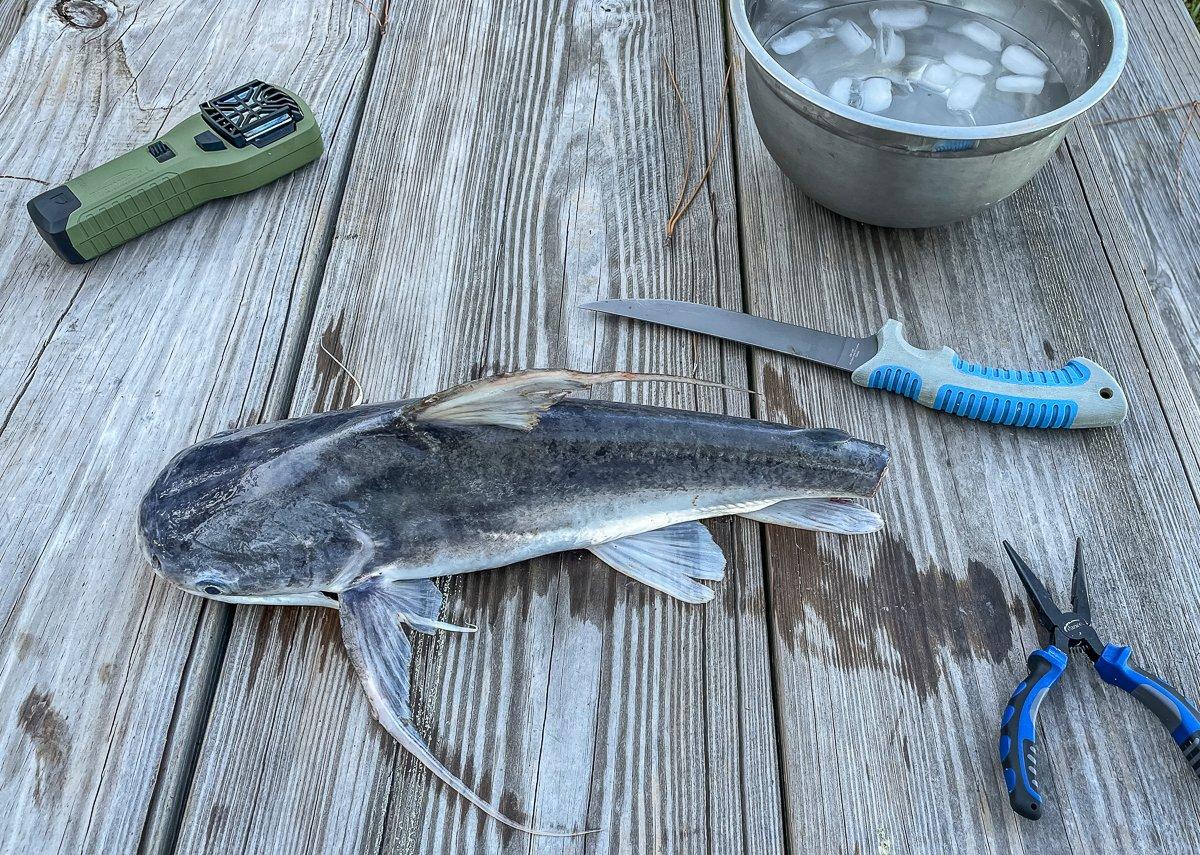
917,62,959,93
835,20,873,56
945,52,993,76
946,75,986,111
1001,45,1049,77
817,19,842,38
869,3,929,31
860,77,894,113
949,20,1002,52
796,76,819,91
772,26,816,55
828,77,858,106
876,28,906,66
996,74,1046,95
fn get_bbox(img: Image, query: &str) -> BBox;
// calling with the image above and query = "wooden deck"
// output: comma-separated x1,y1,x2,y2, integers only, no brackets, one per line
3,0,1200,852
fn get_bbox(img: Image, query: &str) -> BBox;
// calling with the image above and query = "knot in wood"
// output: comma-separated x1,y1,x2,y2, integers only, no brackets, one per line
54,0,107,29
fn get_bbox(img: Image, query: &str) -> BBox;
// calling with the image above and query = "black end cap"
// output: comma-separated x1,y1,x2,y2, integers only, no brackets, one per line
27,185,86,264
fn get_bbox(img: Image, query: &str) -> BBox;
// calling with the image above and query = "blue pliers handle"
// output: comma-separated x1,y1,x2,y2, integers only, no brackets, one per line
1000,643,1200,819
1095,645,1200,771
997,540,1200,820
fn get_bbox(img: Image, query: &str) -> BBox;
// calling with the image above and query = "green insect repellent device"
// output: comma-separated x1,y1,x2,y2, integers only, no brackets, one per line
28,80,323,264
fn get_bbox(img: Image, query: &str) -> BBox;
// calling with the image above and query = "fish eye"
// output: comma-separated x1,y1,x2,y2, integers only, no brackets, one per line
198,582,225,596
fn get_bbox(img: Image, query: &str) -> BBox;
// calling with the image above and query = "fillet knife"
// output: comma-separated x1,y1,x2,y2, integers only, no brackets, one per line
28,80,323,264
583,299,1128,429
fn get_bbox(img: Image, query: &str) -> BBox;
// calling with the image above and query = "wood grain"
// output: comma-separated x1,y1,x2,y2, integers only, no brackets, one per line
725,13,1200,850
0,1,375,852
1076,0,1200,406
173,1,788,854
1061,0,1200,493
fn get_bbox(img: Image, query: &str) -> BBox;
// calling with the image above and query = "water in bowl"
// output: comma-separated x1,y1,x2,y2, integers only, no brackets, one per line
766,1,1071,126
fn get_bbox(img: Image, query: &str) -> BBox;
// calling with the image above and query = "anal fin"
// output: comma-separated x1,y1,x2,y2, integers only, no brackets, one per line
740,498,882,534
589,521,725,604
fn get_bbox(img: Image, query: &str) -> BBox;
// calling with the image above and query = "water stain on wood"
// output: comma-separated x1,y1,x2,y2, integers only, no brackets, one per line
15,632,38,658
17,689,72,806
244,607,300,694
205,803,228,843
312,311,356,414
566,552,620,626
771,535,1021,698
760,363,809,426
311,606,344,674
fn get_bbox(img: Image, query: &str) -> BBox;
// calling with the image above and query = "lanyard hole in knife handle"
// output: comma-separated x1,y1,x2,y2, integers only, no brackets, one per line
849,320,1129,430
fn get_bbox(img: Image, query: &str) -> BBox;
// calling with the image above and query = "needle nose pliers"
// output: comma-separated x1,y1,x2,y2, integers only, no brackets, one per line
998,538,1200,820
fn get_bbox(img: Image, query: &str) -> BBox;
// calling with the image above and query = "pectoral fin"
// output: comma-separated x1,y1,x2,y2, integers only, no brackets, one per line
589,522,725,603
339,578,589,836
740,498,883,534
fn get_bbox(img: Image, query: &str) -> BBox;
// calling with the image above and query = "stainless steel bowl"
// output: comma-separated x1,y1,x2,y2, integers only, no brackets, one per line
732,0,1128,227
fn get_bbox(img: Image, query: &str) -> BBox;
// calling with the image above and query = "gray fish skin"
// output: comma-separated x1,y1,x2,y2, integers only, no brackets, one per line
136,371,890,835
139,398,887,600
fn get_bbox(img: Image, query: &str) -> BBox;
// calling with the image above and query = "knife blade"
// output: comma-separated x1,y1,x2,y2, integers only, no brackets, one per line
583,299,877,371
582,299,1128,430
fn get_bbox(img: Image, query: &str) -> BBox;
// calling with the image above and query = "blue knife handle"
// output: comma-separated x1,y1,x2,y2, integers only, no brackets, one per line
999,646,1068,819
1094,644,1200,778
850,320,1128,429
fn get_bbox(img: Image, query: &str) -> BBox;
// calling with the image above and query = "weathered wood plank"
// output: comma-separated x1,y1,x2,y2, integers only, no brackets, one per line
1061,0,1200,488
0,0,30,56
726,25,1200,853
0,2,375,852
1077,0,1200,388
175,1,787,853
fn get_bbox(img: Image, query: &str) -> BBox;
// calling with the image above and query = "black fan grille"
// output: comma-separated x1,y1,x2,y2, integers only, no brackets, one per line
200,81,301,147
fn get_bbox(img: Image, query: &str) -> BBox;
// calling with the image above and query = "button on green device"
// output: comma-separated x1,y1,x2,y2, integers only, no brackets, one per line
148,141,175,162
193,131,225,152
27,80,323,264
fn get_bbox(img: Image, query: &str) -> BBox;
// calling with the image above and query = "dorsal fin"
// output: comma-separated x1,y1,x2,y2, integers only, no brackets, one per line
403,369,735,431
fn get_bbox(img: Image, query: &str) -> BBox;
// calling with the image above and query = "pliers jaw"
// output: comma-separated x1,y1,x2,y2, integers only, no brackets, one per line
1002,538,1105,659
1049,615,1105,662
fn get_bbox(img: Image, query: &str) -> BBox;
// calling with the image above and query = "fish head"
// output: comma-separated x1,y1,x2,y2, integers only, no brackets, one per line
138,421,362,607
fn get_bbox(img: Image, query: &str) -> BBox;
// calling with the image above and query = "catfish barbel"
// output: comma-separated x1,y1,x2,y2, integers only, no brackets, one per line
138,370,890,834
